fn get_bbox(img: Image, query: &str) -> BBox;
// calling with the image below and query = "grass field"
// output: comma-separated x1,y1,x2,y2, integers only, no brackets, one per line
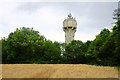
2,64,119,78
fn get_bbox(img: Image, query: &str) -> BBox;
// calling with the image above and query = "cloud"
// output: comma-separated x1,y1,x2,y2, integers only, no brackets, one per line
0,2,118,42
0,0,119,2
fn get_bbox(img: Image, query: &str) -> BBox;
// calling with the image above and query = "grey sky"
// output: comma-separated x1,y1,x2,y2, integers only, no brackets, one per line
0,1,118,42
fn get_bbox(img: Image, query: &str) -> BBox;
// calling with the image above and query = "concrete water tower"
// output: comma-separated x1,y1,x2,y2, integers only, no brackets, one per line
63,13,77,44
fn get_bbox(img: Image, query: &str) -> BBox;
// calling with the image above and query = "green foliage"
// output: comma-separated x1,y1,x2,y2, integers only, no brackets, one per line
2,27,63,64
39,40,61,64
64,40,86,64
1,9,120,66
86,28,110,64
1,25,120,66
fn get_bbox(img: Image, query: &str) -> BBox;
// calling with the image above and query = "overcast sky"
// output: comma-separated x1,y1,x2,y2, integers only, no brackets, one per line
0,0,119,43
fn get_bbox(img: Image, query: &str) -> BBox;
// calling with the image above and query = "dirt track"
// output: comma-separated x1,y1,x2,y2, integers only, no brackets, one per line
2,64,119,78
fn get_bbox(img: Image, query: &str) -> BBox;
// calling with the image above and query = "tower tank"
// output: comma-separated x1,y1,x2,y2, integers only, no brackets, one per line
63,13,77,44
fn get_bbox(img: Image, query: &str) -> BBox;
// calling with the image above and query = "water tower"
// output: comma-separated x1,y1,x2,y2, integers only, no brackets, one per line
63,13,77,44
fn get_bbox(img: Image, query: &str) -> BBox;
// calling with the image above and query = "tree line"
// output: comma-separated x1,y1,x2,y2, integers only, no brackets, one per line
1,9,120,66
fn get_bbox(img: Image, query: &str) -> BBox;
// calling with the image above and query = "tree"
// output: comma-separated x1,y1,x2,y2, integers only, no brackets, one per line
87,28,110,65
64,40,86,64
98,35,115,66
39,40,61,64
113,6,120,66
2,27,46,63
113,5,120,27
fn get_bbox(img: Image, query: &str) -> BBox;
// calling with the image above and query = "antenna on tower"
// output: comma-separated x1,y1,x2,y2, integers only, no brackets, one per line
68,13,72,18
